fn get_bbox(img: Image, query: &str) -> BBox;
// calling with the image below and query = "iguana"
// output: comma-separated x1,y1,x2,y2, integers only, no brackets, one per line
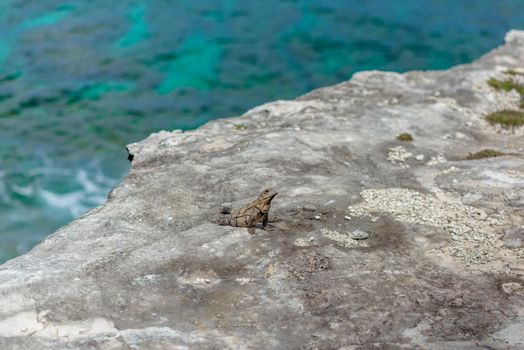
218,189,278,234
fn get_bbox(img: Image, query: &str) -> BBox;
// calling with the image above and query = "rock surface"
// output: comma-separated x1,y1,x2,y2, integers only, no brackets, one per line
1,30,524,349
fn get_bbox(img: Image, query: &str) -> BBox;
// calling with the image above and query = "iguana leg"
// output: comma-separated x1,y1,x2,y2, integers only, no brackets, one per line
262,213,276,231
262,213,269,228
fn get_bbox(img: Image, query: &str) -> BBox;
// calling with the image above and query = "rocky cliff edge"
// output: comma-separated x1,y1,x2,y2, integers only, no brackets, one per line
1,31,524,349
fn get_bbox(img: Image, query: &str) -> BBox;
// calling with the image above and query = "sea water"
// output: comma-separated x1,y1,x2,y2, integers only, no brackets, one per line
0,0,523,263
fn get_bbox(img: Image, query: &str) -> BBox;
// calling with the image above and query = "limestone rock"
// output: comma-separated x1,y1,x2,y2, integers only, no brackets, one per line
350,230,369,240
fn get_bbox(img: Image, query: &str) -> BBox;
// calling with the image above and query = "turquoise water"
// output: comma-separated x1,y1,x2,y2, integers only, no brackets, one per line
1,1,523,263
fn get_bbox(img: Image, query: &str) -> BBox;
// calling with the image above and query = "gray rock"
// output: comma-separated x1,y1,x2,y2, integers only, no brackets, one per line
503,226,524,249
1,30,524,349
351,229,369,240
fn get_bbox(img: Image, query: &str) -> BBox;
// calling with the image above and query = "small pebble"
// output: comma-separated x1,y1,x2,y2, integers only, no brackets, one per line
314,215,321,220
351,230,369,240
344,216,352,221
294,237,317,247
415,154,424,161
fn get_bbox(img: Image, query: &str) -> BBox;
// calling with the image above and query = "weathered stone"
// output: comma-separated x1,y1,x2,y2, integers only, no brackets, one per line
503,226,524,249
501,282,524,296
1,31,524,349
350,230,369,240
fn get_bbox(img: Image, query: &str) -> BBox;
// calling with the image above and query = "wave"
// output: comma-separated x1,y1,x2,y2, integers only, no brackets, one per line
0,157,120,231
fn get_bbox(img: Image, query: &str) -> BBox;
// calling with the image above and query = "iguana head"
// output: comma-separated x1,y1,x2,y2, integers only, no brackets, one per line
257,189,278,213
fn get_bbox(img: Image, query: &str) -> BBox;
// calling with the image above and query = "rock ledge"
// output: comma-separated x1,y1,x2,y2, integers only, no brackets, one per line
1,31,524,349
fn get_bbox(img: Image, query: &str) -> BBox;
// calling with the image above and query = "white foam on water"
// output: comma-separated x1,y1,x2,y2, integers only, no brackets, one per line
93,167,116,187
77,169,100,193
32,158,119,218
0,170,11,204
39,189,88,217
11,184,34,197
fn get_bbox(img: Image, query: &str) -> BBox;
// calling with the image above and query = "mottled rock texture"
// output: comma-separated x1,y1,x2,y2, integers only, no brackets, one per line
1,30,524,349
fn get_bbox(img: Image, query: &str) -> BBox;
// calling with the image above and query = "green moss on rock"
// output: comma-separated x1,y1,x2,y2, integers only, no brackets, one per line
505,69,524,76
466,149,506,160
233,124,247,130
487,78,524,96
486,110,524,128
397,133,413,142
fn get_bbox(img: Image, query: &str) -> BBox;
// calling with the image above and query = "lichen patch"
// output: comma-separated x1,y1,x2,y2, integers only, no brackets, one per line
348,188,506,264
387,146,413,168
321,229,362,247
501,282,524,296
